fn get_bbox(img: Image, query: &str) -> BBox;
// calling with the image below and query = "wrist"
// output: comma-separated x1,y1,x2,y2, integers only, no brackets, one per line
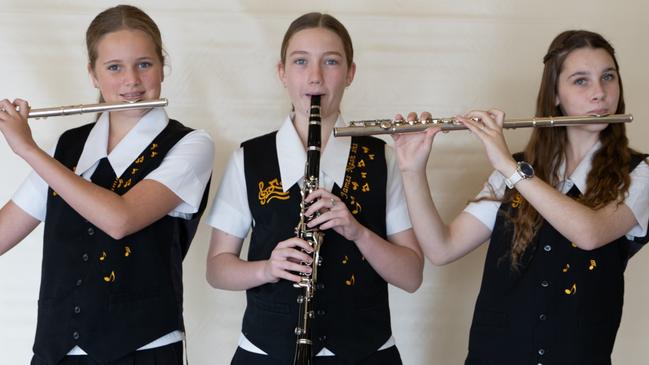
502,161,535,189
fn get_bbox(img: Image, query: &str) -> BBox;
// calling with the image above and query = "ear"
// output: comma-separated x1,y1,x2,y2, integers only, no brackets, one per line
555,94,560,107
88,63,99,89
346,62,357,86
277,61,287,87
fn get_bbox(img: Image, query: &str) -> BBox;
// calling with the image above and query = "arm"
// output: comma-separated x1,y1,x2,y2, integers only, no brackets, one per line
459,109,640,250
206,228,314,290
0,99,211,239
0,201,40,255
392,115,493,265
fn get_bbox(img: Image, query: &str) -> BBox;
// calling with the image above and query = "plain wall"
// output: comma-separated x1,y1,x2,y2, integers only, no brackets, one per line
0,1,647,363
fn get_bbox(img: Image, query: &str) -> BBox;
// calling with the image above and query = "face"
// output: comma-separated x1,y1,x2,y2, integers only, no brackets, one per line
555,47,620,131
278,27,355,123
89,29,163,116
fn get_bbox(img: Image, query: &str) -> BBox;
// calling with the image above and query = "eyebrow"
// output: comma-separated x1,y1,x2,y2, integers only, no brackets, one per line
288,50,344,58
102,56,154,65
567,67,617,79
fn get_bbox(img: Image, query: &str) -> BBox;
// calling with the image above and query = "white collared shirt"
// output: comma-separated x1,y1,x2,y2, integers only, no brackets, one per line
205,114,410,356
465,141,649,239
11,108,214,354
206,114,411,238
13,108,214,220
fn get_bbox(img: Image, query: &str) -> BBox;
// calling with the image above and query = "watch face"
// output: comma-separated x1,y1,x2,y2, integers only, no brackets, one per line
519,162,534,177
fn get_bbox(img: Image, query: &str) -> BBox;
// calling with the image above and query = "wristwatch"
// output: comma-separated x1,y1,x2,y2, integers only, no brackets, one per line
504,161,534,189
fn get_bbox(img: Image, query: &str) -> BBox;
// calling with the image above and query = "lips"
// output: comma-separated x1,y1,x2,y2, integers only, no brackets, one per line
588,108,610,116
120,91,146,102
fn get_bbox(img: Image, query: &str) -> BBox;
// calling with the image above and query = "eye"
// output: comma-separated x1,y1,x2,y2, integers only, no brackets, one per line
602,72,616,82
293,58,307,65
107,64,121,72
324,58,339,66
573,78,587,86
138,62,153,69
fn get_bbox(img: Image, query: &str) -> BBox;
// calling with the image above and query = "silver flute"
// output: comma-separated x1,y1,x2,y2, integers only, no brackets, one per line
333,114,633,137
27,98,168,119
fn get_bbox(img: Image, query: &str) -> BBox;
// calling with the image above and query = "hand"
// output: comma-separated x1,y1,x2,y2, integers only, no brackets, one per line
262,237,313,284
305,188,366,242
456,109,516,174
0,98,37,157
391,112,441,173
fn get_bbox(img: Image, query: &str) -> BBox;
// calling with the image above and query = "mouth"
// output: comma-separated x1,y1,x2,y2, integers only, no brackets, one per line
120,91,146,102
588,108,611,116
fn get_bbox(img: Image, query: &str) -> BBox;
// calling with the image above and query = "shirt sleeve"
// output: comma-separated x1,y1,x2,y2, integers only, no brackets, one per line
144,129,214,216
204,148,252,238
624,160,649,239
11,144,58,221
463,170,506,231
384,145,412,236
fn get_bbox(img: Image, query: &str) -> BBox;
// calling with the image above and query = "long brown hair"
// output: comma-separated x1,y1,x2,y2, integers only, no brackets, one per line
280,12,354,67
505,30,634,269
86,5,165,103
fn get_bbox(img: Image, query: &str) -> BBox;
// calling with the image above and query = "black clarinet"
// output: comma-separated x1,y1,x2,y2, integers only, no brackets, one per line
293,95,324,365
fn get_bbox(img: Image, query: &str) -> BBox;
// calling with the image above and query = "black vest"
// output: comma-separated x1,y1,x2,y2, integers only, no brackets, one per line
241,132,391,364
466,153,648,365
33,120,210,365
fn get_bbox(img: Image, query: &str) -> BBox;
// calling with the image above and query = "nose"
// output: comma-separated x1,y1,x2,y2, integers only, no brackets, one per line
308,63,323,85
124,67,141,86
591,80,606,102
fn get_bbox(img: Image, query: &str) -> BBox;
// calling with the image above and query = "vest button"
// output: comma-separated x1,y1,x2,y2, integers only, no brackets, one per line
318,335,327,341
72,331,80,340
538,348,545,356
317,310,326,316
316,283,325,290
539,314,547,321
87,227,95,236
82,253,89,262
543,245,551,252
541,280,549,288
74,306,81,314
76,279,83,287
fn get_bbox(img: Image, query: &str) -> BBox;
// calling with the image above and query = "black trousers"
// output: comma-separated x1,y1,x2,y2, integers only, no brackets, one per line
231,346,402,365
31,341,183,365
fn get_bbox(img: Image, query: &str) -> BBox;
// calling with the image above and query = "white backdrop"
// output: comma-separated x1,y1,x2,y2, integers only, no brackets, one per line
0,1,647,364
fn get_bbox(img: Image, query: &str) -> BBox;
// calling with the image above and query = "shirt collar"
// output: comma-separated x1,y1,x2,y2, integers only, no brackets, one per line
276,114,351,192
75,108,169,178
556,140,602,194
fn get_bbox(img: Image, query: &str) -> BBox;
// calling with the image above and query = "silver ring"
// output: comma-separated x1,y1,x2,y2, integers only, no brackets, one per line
330,198,336,208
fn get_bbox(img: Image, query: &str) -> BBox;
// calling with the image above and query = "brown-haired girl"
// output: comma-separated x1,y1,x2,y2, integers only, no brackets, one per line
206,12,422,365
394,30,648,364
0,5,213,364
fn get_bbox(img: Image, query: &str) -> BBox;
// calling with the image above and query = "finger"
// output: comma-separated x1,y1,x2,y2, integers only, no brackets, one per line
13,99,30,119
276,238,313,253
406,112,418,122
393,113,405,121
420,111,432,121
0,99,12,118
487,108,505,127
456,114,485,135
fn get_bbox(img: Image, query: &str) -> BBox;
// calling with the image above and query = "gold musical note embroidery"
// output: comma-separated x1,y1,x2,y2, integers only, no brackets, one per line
99,251,107,261
131,168,139,175
150,143,158,150
135,156,144,164
588,259,597,271
562,264,570,273
124,246,132,257
345,274,355,286
150,151,158,158
362,146,369,154
351,182,359,191
342,255,349,264
104,271,116,283
564,283,577,295
361,183,370,192
258,178,290,205
52,191,58,197
361,172,367,179
368,154,375,160
357,160,366,168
